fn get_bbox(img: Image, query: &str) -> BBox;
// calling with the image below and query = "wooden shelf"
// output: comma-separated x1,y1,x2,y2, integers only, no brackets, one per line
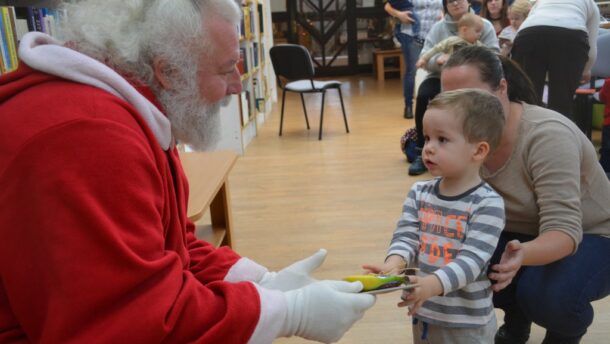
181,151,238,247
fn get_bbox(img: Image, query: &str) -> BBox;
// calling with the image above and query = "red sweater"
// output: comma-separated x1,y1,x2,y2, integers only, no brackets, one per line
0,65,261,343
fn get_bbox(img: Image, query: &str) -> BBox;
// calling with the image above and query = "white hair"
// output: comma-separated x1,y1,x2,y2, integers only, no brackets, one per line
60,0,241,150
59,0,240,86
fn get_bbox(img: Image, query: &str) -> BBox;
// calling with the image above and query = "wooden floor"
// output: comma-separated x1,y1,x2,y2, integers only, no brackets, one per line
225,75,609,343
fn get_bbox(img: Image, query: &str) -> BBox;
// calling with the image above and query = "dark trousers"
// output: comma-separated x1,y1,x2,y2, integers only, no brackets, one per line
490,232,610,339
414,77,441,148
512,26,589,120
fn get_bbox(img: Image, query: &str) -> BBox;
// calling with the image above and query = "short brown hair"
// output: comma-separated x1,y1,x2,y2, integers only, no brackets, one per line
428,89,505,151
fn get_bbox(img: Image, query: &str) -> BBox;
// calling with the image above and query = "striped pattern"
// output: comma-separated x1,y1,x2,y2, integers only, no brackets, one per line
387,178,505,327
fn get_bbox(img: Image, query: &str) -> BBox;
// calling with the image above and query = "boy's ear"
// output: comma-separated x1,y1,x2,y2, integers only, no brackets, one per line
472,141,490,162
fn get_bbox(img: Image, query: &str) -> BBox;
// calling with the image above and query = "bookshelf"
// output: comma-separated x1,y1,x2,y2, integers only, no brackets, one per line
0,0,63,74
217,0,276,155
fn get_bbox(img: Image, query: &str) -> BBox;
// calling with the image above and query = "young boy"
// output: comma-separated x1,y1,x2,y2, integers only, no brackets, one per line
364,89,506,343
498,0,531,56
416,13,484,68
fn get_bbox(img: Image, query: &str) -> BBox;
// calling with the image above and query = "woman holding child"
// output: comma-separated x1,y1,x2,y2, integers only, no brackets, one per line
409,0,499,176
441,46,610,344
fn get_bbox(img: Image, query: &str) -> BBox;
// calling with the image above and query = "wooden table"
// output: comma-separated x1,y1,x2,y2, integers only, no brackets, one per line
372,48,405,82
181,150,238,248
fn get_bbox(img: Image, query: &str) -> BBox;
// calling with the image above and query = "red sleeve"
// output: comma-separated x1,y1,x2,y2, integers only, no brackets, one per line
600,77,610,103
185,227,244,284
0,120,260,343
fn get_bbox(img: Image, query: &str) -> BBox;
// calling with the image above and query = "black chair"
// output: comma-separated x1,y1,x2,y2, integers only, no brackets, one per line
269,44,349,140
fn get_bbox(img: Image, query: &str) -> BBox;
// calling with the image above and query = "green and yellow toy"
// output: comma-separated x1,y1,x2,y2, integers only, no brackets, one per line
343,274,406,292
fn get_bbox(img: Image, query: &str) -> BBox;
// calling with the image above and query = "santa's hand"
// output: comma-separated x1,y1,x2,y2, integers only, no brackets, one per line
258,249,327,291
280,280,376,343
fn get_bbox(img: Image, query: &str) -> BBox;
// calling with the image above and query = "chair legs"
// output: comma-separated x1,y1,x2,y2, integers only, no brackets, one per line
338,88,349,134
319,91,326,140
300,93,311,130
279,87,349,140
279,89,286,136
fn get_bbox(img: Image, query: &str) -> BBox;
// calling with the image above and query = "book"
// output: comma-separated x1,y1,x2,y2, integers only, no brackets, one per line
2,7,19,69
14,6,36,32
0,8,13,72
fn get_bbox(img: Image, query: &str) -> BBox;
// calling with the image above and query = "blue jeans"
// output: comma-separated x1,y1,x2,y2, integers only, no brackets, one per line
394,31,422,108
490,232,610,339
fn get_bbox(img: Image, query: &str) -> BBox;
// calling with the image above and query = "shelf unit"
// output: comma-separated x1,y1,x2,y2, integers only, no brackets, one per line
217,0,276,155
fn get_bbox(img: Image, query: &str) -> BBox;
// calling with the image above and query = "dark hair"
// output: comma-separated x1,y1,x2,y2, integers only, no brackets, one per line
443,45,539,105
480,0,510,29
442,0,471,16
429,88,505,151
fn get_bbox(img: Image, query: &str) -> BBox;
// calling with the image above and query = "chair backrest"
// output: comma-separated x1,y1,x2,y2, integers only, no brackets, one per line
269,44,315,88
592,31,610,78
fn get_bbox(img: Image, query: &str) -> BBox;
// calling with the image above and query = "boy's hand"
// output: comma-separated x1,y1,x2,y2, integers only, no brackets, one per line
415,58,425,68
362,255,405,275
397,275,443,316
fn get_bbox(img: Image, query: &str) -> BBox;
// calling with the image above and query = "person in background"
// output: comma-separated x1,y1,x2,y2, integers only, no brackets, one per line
511,0,600,119
498,0,531,56
480,0,510,36
598,77,610,175
0,0,376,342
470,0,482,14
389,0,421,34
416,13,485,68
442,45,610,344
409,0,499,176
364,88,506,344
385,0,444,119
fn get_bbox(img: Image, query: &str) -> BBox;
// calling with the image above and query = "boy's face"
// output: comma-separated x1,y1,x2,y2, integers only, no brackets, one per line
460,24,483,44
508,12,526,30
422,107,482,179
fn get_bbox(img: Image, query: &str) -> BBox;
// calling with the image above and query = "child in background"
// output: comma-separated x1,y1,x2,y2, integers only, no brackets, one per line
598,77,610,174
498,0,531,56
416,13,484,68
389,0,420,35
363,89,506,344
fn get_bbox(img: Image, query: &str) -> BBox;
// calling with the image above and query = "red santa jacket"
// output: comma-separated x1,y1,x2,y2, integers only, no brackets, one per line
0,64,268,343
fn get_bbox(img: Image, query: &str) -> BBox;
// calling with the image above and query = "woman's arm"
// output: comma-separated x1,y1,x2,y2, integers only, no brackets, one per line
384,2,414,24
489,230,574,292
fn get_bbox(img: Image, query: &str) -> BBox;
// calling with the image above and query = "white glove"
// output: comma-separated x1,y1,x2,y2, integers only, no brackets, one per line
280,280,376,343
258,249,327,291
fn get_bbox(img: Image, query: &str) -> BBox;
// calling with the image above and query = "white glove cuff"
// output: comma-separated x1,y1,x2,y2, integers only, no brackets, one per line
247,284,288,344
224,257,269,283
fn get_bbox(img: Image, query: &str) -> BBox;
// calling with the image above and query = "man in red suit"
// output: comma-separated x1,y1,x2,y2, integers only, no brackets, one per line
0,0,375,342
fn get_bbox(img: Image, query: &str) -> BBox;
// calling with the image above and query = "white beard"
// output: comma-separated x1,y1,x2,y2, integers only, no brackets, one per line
157,81,230,152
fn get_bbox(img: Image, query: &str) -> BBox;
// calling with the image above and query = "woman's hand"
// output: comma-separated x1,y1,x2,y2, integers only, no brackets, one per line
488,240,524,292
397,275,443,316
580,71,592,84
395,11,415,24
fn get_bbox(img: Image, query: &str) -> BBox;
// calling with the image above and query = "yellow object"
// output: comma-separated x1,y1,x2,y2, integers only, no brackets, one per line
343,274,405,291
